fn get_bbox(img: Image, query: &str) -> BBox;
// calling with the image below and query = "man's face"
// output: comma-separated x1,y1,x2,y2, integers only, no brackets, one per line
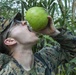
8,21,39,45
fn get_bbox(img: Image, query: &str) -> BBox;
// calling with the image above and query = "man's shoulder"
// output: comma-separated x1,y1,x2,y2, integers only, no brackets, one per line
0,62,14,75
0,53,10,59
0,53,8,63
34,56,48,75
0,53,11,67
0,59,19,75
0,59,26,75
34,54,55,75
34,45,61,70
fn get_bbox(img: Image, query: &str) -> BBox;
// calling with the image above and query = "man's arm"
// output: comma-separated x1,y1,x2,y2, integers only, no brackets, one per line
40,16,76,60
52,28,76,60
37,16,76,70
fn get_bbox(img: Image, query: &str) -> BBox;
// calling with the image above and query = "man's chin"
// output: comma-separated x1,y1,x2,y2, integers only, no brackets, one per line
24,37,39,46
32,38,39,45
34,38,39,44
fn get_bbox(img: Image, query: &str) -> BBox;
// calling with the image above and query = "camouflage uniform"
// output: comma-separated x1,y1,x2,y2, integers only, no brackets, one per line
0,53,11,70
0,28,76,75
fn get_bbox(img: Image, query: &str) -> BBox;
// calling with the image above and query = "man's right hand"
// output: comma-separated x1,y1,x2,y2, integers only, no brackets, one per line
39,16,60,36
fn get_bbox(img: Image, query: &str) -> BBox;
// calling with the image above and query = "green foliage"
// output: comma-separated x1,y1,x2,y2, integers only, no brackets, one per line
32,34,58,52
56,57,76,75
0,0,21,19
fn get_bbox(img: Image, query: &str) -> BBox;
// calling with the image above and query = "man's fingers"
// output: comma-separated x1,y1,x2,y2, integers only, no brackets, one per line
47,16,53,27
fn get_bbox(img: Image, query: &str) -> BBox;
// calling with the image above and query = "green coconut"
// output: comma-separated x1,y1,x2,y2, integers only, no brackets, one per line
25,7,48,31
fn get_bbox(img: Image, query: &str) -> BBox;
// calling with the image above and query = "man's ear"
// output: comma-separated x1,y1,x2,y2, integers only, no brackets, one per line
4,38,17,46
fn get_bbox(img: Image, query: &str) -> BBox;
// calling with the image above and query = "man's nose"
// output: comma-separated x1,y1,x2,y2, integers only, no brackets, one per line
21,21,27,26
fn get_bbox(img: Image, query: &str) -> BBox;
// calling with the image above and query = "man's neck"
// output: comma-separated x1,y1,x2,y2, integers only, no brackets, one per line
12,46,34,71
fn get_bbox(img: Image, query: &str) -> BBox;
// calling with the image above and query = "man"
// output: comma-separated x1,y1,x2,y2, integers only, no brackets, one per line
0,12,76,75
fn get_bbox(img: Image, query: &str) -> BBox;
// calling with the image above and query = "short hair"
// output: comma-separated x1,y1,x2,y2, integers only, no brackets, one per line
0,12,22,54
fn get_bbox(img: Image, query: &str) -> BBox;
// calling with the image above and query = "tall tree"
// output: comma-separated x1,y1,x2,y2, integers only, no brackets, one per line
72,0,76,21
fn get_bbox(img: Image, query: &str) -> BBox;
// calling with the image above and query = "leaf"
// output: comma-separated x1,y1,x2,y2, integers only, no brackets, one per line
70,57,76,64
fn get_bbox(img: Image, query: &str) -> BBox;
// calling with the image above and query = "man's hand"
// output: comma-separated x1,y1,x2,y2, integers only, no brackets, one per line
39,16,60,36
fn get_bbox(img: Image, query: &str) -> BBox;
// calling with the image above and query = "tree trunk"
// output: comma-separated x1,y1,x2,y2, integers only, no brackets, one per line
72,0,76,21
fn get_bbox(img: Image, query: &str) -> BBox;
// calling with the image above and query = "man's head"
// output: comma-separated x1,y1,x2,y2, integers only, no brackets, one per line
0,13,38,55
